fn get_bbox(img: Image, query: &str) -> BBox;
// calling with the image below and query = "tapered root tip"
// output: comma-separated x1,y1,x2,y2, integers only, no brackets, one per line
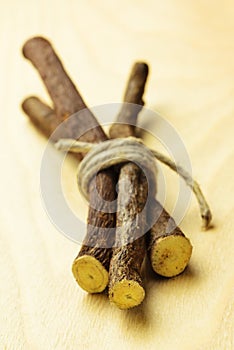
72,255,109,293
150,235,193,277
109,280,145,309
133,61,149,75
22,36,51,58
21,96,41,113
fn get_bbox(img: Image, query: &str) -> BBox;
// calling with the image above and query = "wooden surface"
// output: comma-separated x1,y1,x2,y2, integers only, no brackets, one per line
1,1,234,349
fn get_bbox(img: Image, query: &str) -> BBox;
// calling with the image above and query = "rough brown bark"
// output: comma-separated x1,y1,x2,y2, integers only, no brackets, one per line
22,38,193,298
22,37,116,292
108,164,148,309
147,198,193,277
108,62,149,309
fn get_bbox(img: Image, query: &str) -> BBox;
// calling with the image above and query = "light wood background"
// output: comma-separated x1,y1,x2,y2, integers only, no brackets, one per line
1,1,234,349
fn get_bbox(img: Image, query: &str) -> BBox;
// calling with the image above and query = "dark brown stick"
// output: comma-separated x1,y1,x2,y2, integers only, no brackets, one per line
23,37,107,144
22,37,116,293
109,62,148,139
23,37,85,117
108,63,149,309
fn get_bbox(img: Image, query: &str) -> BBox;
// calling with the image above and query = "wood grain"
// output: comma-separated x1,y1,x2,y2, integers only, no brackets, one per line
1,1,234,349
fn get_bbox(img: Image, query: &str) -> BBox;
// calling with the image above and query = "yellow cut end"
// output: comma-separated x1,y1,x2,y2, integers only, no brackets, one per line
151,235,193,277
109,279,145,309
72,255,109,293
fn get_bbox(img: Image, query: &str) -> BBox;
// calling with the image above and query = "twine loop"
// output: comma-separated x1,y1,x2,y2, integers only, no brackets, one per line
55,136,212,229
77,137,157,200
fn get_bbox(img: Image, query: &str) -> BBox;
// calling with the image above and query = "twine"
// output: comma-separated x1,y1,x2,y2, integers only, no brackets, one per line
55,137,212,229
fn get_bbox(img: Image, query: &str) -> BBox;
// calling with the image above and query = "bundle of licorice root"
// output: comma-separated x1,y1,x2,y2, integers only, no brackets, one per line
22,37,212,309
